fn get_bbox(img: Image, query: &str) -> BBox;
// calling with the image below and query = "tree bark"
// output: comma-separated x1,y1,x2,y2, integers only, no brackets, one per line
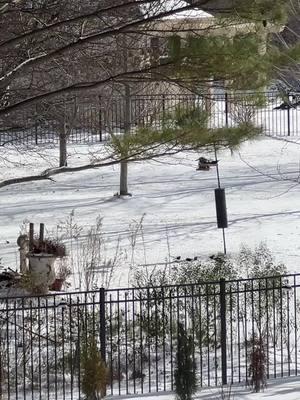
59,126,68,167
119,160,128,195
119,73,131,195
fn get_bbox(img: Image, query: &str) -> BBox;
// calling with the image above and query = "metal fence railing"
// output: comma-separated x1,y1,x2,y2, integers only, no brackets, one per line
0,92,300,146
0,273,300,399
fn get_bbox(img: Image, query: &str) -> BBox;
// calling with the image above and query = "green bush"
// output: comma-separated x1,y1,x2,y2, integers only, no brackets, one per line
81,337,108,400
174,323,197,400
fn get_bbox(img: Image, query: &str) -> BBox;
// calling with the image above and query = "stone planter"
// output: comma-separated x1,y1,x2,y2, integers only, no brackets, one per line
27,253,57,290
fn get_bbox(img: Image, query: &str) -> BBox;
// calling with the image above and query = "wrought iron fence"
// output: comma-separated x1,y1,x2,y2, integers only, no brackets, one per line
0,274,300,399
0,92,300,146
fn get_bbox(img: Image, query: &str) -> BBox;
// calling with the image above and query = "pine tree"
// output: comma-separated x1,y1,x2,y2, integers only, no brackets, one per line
167,31,300,91
174,323,197,400
81,337,108,400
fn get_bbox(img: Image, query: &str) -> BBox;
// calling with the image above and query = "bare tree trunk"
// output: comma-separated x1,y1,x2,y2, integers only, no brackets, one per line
119,160,128,195
119,83,131,195
59,121,68,167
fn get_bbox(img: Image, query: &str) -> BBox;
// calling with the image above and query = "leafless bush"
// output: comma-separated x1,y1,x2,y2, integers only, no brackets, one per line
229,101,257,125
247,336,267,393
57,212,121,290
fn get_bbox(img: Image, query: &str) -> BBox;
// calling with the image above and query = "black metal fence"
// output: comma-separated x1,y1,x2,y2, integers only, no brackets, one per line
0,274,300,399
1,92,300,146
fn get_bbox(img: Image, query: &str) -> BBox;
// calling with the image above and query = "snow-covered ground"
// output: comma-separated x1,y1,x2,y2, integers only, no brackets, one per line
2,137,300,398
109,377,300,400
1,136,300,286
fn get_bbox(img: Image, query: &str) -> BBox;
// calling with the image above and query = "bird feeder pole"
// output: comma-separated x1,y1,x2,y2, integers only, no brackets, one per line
214,144,227,255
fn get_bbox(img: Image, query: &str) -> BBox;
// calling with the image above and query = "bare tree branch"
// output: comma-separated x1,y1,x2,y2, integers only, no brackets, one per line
0,0,152,48
0,0,211,88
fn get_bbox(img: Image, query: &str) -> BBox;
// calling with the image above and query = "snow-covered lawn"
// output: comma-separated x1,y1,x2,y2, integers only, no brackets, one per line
108,377,300,400
2,137,300,399
1,136,300,286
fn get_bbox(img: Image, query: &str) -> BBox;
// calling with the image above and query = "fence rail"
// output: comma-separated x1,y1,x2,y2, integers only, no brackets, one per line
0,92,300,146
0,273,300,399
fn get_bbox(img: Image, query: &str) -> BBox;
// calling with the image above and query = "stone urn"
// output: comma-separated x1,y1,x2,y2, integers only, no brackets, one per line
27,253,57,291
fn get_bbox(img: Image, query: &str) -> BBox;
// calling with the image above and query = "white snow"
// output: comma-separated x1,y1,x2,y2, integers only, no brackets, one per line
2,137,300,398
106,376,300,399
1,136,300,286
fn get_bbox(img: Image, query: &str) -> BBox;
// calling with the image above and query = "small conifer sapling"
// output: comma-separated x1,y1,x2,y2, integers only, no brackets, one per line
174,323,197,400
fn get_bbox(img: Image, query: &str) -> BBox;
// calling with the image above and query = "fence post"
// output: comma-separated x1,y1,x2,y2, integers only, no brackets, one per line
287,99,291,136
220,278,227,385
98,95,103,142
0,333,2,399
224,93,229,127
39,223,44,246
34,104,39,145
100,287,106,363
29,222,34,251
